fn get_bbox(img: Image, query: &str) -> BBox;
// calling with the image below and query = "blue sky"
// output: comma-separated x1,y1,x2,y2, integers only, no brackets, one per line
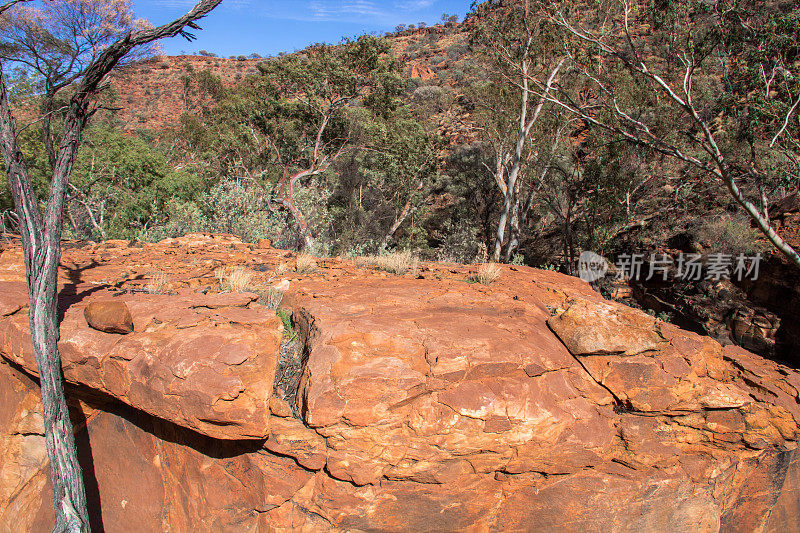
132,0,474,57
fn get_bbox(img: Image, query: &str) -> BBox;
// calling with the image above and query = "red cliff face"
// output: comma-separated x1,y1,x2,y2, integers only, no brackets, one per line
107,55,262,132
1,233,799,530
102,22,474,135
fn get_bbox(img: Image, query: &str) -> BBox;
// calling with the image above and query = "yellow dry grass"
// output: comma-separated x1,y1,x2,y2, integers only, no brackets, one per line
274,262,289,276
216,266,286,309
470,263,501,285
216,266,256,293
295,254,317,274
144,271,169,294
355,250,419,275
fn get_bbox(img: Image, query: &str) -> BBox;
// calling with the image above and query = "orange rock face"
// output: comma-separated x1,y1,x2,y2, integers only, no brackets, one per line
410,63,436,80
0,267,282,440
1,234,799,531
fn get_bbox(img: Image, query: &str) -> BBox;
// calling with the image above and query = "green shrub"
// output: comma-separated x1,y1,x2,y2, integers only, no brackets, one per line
433,220,483,264
446,44,469,61
276,308,294,338
203,179,285,243
412,85,444,101
140,198,207,242
695,215,767,255
68,126,204,240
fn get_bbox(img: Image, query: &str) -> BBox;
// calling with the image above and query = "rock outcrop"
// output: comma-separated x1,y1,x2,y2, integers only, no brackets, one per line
1,234,799,531
0,278,282,440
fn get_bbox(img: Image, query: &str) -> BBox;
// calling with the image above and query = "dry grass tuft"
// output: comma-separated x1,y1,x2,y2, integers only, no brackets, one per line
144,271,170,294
470,263,501,285
356,250,419,276
295,253,317,273
274,262,289,276
217,266,256,293
260,285,285,310
215,266,286,309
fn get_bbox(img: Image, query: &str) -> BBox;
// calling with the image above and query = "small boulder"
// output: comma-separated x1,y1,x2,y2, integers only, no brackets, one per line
269,396,293,418
257,238,272,249
84,301,134,334
548,298,666,356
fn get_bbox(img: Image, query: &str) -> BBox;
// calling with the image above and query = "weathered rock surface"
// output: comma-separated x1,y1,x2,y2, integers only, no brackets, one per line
0,275,282,440
547,298,667,355
1,233,799,531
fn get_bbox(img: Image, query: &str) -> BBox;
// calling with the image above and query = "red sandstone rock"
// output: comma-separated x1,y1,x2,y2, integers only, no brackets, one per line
1,234,799,531
0,280,282,440
548,298,668,355
0,364,316,532
0,363,49,531
0,282,27,317
84,301,134,334
410,63,435,80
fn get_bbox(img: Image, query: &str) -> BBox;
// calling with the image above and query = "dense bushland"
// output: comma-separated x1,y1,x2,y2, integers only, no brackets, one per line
2,1,798,269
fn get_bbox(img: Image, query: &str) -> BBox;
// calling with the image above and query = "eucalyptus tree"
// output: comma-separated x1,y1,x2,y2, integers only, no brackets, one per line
469,0,566,262
542,0,800,267
205,35,434,251
0,1,222,530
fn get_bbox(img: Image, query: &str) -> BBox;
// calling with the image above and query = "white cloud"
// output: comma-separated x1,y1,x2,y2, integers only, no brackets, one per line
394,0,435,10
307,0,384,20
255,0,440,24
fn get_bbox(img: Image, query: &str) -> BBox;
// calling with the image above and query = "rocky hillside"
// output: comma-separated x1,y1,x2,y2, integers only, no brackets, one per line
106,23,477,140
108,54,263,132
1,234,799,530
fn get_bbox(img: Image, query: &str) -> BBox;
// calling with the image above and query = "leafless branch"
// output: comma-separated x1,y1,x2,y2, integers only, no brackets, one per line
771,93,800,148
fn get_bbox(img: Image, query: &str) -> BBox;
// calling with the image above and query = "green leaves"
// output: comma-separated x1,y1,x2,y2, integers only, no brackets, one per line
68,126,203,239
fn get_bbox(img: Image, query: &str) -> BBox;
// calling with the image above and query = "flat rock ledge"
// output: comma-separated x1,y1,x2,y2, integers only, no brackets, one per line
1,234,799,532
0,281,282,440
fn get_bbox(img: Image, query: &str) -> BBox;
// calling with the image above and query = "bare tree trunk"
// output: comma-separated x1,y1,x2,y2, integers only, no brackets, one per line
380,191,420,252
757,178,770,225
281,195,315,250
492,58,564,262
30,260,89,533
492,75,529,262
504,179,522,262
493,186,513,262
66,207,79,237
379,203,415,251
71,193,106,241
0,67,90,533
42,90,57,170
721,164,800,267
276,168,317,251
0,3,222,530
564,199,574,275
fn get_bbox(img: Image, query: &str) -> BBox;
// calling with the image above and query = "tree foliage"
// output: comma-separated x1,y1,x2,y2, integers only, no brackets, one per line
166,34,437,253
543,0,800,266
68,126,203,240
